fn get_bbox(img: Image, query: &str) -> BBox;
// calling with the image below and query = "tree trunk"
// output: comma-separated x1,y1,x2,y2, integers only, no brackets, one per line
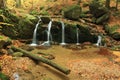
0,0,6,9
15,0,21,8
116,0,119,10
105,0,110,9
11,46,71,75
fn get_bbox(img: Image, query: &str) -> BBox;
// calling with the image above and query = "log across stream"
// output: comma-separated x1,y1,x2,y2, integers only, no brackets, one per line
11,46,71,75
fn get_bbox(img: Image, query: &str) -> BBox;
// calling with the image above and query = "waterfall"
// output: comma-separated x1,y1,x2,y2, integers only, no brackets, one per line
76,27,80,45
60,21,66,45
96,35,102,46
30,16,41,46
41,20,52,46
47,20,52,43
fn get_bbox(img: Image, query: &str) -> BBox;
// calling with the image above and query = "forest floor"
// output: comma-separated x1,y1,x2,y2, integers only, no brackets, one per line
0,0,120,80
1,44,120,80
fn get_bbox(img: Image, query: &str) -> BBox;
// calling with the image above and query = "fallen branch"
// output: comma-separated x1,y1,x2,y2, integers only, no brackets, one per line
11,46,70,75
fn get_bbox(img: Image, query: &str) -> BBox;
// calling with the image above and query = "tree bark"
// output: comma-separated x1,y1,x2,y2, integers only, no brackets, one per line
11,46,71,75
105,0,110,9
15,0,21,8
0,0,6,9
116,0,119,10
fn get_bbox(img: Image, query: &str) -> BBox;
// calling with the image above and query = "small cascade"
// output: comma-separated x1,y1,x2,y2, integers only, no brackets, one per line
96,35,102,46
13,72,19,80
41,20,52,46
60,21,66,45
76,27,80,45
30,16,41,46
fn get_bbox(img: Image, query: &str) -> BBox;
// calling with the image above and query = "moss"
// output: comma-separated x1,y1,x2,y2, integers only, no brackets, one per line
113,11,120,17
0,72,9,80
62,5,81,20
96,13,110,24
82,2,89,7
12,52,23,57
29,10,40,15
105,24,120,35
40,10,49,15
63,5,80,12
89,0,109,18
0,36,4,39
104,24,120,40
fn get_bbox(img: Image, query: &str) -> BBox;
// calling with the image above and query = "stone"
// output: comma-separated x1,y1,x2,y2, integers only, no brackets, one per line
104,24,120,40
62,5,81,20
89,1,109,18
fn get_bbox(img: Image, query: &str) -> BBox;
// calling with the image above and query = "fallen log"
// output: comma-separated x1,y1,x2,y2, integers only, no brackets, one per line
37,52,55,60
11,46,70,75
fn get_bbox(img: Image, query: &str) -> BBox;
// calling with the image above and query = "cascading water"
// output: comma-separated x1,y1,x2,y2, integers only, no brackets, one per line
96,35,102,46
30,16,41,46
41,20,52,46
60,21,66,45
76,27,80,45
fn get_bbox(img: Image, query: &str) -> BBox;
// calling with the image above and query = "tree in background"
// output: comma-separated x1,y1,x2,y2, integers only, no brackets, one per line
77,0,81,5
0,0,6,8
115,0,119,10
105,0,110,9
15,0,21,8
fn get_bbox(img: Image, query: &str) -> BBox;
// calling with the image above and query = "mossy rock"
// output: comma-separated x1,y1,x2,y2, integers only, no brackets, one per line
2,25,18,38
89,1,109,18
96,13,110,24
104,24,120,40
111,32,120,40
76,24,97,43
1,9,39,39
62,5,81,20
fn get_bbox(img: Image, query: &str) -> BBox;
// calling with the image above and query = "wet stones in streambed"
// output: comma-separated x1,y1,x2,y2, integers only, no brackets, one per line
65,44,82,50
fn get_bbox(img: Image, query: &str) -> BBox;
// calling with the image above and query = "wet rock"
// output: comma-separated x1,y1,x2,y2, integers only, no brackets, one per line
17,14,38,39
2,12,38,39
41,17,51,24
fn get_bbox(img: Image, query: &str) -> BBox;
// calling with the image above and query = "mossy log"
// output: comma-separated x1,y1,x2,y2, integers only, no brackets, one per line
11,46,70,75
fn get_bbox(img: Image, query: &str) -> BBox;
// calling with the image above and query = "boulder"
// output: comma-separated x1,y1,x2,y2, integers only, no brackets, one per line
41,16,51,24
89,1,110,24
104,24,120,40
2,13,39,39
62,5,81,20
112,32,120,40
96,13,110,24
89,1,109,18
